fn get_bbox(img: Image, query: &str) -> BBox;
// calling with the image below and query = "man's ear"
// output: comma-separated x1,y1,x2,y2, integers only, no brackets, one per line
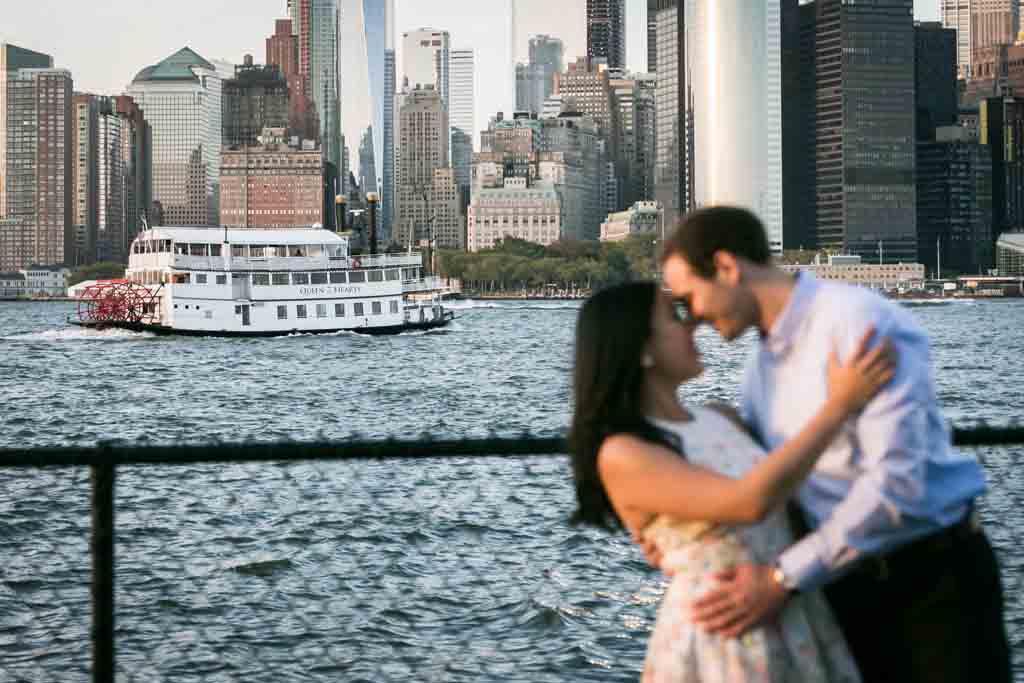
712,250,741,286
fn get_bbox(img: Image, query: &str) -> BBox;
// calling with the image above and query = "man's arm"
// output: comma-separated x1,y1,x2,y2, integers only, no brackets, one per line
776,309,954,590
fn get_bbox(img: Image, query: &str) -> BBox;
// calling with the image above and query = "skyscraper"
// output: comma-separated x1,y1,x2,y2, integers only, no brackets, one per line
450,49,475,202
815,0,916,262
222,56,291,148
653,0,687,231
383,48,396,242
1,65,73,270
339,0,392,198
402,28,451,107
127,47,225,227
916,22,959,141
647,0,658,72
0,44,52,227
587,0,626,70
71,94,100,263
941,0,1019,78
685,0,784,252
267,18,317,140
296,0,341,170
515,35,564,115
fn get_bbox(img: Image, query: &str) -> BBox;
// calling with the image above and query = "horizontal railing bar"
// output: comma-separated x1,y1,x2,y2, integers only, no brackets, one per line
0,427,1021,468
0,437,567,467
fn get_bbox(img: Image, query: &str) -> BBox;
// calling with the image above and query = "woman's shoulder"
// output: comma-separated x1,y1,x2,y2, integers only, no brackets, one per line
597,432,676,476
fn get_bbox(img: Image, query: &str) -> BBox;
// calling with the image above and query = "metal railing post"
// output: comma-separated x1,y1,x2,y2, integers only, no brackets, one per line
91,450,116,683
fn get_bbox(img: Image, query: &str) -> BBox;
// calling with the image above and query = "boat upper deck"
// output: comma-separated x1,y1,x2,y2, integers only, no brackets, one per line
128,227,422,273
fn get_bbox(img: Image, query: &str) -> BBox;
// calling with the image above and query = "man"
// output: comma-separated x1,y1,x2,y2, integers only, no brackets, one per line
645,206,1011,682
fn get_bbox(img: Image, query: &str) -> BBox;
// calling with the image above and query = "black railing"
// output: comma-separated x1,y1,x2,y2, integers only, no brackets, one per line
1,426,1022,683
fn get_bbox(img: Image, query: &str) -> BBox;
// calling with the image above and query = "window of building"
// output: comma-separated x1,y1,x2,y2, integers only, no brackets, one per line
311,272,328,285
277,305,287,320
354,303,364,317
329,271,346,284
335,303,345,317
296,305,308,319
292,273,310,285
272,273,289,285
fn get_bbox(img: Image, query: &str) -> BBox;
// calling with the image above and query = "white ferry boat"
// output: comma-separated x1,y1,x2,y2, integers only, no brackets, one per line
72,226,453,336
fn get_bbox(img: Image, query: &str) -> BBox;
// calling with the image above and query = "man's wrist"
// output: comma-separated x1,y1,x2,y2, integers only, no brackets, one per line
770,562,799,594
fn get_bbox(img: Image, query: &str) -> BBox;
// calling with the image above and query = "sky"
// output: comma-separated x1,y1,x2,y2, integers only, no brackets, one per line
4,0,942,149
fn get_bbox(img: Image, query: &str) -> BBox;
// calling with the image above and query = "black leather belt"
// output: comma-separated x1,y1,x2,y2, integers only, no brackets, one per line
851,505,982,582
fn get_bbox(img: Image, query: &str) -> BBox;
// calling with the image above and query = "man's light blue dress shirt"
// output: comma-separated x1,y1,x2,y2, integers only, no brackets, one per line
740,274,987,590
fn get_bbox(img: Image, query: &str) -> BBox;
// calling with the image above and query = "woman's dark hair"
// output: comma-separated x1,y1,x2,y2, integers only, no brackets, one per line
660,206,771,279
568,281,679,531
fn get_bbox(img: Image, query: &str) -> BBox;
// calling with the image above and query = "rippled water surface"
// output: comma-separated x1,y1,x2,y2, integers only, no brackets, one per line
0,299,1021,681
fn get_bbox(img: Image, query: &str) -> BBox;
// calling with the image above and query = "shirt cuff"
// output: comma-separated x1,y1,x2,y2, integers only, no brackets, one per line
777,534,831,591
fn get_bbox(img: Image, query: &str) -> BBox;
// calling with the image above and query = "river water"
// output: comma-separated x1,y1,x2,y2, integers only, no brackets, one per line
0,299,1021,681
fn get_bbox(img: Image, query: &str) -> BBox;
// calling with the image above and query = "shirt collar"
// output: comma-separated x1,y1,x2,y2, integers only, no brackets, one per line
762,272,819,356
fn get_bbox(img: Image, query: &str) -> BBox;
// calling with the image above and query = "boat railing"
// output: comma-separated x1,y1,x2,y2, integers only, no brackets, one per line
402,276,448,293
170,253,422,272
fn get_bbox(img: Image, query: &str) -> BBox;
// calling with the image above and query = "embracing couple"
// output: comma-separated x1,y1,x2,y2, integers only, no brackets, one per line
569,207,1012,682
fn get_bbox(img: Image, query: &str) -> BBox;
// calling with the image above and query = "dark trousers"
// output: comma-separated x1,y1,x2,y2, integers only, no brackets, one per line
822,523,1013,683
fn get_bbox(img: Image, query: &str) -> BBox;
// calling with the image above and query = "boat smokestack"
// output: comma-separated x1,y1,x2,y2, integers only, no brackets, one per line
335,195,347,232
367,192,379,256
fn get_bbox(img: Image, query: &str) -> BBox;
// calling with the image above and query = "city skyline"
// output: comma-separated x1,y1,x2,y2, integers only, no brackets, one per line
2,0,946,150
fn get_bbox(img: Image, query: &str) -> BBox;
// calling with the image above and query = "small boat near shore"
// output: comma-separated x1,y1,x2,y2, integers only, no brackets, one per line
70,226,454,337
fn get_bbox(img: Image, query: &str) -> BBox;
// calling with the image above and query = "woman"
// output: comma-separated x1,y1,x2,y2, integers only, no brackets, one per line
569,282,894,682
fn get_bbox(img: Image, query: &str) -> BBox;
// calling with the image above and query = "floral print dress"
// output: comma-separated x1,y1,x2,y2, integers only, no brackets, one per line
640,407,861,683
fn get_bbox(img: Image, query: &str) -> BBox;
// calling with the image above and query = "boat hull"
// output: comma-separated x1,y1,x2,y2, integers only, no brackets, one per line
69,313,454,338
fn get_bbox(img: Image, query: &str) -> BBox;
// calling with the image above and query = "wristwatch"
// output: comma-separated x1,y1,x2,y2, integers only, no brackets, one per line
771,562,799,594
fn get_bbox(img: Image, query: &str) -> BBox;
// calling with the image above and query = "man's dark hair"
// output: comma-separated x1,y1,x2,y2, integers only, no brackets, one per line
660,206,771,278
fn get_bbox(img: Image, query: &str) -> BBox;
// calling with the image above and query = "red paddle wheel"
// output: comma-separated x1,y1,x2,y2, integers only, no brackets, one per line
76,280,160,326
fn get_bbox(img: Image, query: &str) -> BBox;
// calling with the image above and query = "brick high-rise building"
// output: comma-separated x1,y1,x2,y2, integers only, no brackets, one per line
267,19,317,140
1,63,73,271
587,0,626,70
219,128,324,228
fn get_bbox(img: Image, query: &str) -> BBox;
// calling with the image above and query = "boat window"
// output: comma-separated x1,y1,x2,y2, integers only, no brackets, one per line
372,301,382,315
292,273,310,285
311,272,328,285
349,271,366,284
216,274,227,285
232,245,246,258
316,304,328,318
252,273,270,286
386,269,400,281
172,272,189,284
354,303,364,317
401,268,417,280
189,244,207,257
175,243,188,255
290,246,306,257
334,303,345,317
194,273,208,284
368,270,384,282
390,300,399,314
307,245,323,257
329,271,346,284
270,245,287,257
296,304,308,319
271,273,289,286
277,305,288,320
251,245,269,258
210,244,222,257
328,245,345,259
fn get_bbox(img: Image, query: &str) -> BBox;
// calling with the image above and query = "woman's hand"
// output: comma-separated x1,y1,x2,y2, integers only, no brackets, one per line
827,326,896,412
